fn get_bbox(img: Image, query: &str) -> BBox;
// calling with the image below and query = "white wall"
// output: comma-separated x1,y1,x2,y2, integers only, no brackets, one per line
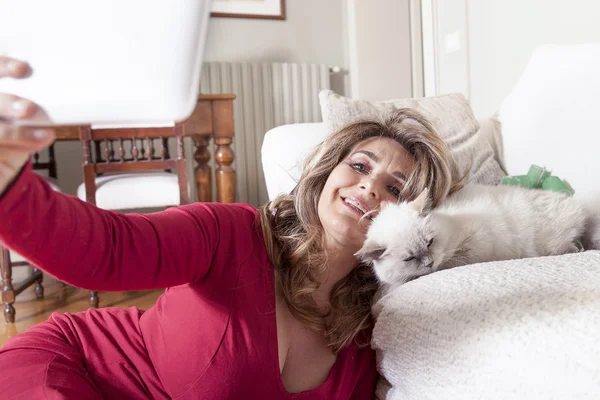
205,0,349,95
348,0,414,100
205,0,345,63
430,0,470,97
432,0,600,118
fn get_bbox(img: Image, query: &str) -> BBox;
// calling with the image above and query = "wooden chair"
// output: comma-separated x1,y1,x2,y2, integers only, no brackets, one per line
0,146,60,323
77,123,189,308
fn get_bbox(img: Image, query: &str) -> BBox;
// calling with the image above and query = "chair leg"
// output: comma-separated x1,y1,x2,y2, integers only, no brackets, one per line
0,246,16,323
58,282,68,303
89,291,99,308
34,268,44,300
3,303,15,323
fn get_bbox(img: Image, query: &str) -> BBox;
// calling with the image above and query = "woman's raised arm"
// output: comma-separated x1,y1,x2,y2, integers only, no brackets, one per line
0,57,229,291
0,165,226,290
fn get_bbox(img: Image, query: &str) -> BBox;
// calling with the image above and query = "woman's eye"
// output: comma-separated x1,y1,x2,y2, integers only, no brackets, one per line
388,186,401,197
351,162,369,173
404,256,415,262
427,238,434,247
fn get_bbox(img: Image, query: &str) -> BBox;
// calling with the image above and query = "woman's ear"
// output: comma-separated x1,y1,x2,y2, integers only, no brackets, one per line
409,188,432,216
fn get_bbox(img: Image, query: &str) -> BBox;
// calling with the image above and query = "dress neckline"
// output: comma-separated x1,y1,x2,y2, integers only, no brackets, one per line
266,268,348,397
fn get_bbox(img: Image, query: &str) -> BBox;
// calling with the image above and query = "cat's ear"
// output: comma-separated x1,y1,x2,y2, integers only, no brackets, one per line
410,188,432,216
355,242,386,265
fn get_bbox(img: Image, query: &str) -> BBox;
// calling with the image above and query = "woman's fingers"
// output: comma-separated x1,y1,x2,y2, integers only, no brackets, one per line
0,57,36,119
0,124,54,144
0,125,55,159
0,57,50,195
0,57,30,78
0,94,36,119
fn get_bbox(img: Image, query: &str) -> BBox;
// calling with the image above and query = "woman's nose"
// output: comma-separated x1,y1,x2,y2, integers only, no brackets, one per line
359,179,378,198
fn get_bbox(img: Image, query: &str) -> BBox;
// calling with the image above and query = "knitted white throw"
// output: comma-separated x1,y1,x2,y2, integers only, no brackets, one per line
372,251,600,400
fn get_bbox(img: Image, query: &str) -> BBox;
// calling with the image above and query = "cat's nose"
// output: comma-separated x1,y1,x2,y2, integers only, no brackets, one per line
421,254,434,269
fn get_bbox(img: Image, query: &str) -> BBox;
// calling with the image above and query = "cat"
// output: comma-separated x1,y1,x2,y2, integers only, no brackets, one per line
355,183,590,290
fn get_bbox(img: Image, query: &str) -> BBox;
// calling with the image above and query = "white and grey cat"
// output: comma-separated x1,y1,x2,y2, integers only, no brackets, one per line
356,183,593,289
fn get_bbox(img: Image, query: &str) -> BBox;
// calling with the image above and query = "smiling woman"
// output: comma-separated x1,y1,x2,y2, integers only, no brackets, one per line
260,108,464,355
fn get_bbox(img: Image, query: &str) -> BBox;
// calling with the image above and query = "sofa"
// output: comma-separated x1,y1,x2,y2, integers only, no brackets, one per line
261,44,600,399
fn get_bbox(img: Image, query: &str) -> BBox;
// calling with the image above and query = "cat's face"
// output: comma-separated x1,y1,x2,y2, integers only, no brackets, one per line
355,190,446,286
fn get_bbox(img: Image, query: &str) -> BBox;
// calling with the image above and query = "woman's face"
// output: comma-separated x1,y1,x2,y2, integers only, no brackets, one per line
317,137,416,253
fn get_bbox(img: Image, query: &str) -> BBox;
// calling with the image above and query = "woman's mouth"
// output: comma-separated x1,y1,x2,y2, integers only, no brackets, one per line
341,196,373,220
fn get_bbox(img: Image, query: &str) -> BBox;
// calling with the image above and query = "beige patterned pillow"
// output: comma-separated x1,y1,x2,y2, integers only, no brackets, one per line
319,90,505,185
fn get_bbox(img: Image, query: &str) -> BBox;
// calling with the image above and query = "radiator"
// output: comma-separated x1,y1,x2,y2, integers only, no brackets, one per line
196,62,331,207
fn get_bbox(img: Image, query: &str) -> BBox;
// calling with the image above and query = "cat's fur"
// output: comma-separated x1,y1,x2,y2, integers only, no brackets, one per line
356,183,590,289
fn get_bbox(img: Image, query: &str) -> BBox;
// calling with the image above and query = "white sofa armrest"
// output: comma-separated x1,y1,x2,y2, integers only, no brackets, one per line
261,123,329,200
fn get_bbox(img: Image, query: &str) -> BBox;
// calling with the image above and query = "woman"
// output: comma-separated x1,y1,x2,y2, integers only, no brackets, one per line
0,56,462,399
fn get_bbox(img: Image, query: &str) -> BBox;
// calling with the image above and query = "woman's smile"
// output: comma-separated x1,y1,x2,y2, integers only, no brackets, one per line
340,196,371,219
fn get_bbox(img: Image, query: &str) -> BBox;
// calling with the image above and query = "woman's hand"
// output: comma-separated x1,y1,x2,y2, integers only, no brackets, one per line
0,56,55,195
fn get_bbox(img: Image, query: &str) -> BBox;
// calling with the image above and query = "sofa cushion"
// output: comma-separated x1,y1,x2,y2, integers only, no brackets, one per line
498,43,600,199
77,172,183,210
373,251,600,400
319,90,506,185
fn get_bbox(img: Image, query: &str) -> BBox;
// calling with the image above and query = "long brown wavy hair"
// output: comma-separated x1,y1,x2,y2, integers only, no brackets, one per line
258,108,464,354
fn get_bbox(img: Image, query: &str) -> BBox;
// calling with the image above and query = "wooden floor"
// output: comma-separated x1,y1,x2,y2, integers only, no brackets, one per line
1,274,163,347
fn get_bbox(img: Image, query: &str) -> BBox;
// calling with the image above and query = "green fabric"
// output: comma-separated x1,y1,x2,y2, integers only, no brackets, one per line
501,165,575,196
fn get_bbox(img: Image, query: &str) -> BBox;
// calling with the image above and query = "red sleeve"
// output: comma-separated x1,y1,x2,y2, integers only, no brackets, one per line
0,163,253,291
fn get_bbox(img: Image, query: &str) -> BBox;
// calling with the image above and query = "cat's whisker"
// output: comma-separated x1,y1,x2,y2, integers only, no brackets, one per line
360,209,378,223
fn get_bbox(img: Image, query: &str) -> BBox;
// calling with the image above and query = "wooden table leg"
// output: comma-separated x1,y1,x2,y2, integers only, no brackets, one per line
0,247,15,323
214,137,236,203
193,135,212,202
89,291,99,308
33,267,44,300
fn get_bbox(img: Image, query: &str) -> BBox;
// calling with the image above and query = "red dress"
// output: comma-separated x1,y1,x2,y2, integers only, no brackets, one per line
0,164,376,399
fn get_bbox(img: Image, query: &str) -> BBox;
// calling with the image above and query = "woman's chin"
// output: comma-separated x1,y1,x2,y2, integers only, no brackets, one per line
319,209,368,251
325,229,365,253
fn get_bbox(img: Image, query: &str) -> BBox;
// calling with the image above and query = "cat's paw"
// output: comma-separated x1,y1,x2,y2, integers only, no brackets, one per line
565,242,584,253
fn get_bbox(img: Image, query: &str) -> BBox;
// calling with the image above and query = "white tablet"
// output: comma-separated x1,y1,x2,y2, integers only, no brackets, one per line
0,0,212,126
